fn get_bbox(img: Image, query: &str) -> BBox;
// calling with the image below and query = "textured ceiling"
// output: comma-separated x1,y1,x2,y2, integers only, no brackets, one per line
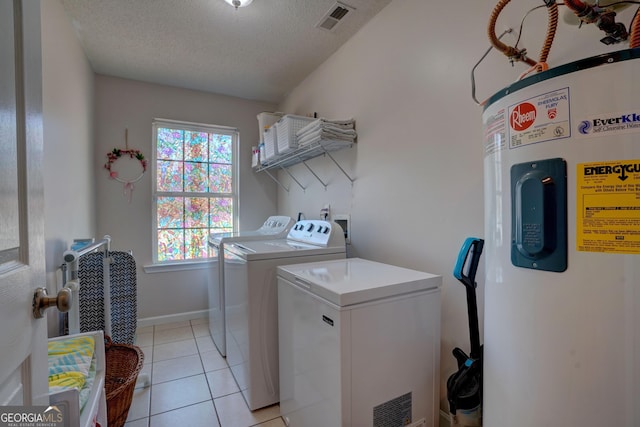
61,0,392,103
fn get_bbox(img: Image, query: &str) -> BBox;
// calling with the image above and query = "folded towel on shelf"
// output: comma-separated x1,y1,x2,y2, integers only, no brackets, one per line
318,117,355,126
296,118,355,138
321,140,354,151
296,123,354,139
299,125,356,138
295,117,357,149
297,135,355,149
298,129,357,147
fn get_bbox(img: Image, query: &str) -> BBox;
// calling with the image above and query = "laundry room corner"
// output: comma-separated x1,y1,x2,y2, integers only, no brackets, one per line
93,76,280,321
274,0,634,417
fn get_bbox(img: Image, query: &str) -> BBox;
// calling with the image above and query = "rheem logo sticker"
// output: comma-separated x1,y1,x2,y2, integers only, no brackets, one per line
507,88,570,150
510,102,536,131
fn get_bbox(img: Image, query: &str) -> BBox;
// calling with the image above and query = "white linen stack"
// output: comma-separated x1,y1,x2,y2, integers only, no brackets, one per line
296,118,357,150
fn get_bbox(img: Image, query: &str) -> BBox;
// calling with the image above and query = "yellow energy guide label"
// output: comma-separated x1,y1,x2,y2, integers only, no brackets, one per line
577,160,640,254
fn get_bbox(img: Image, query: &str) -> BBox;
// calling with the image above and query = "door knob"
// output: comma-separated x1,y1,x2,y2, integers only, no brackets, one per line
32,287,72,319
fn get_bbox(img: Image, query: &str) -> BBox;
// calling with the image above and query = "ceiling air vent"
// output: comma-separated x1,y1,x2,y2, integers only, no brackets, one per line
316,2,355,32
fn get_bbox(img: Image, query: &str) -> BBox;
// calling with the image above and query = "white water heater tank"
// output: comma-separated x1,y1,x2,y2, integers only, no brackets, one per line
482,49,640,427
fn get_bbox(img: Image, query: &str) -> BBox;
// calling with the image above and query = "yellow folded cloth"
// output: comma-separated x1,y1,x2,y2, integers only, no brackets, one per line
48,335,95,391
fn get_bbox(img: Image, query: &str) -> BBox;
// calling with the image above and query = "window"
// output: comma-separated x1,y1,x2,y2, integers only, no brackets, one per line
152,119,238,263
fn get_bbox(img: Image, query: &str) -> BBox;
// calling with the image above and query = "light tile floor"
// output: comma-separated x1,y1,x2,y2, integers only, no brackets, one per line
124,319,285,427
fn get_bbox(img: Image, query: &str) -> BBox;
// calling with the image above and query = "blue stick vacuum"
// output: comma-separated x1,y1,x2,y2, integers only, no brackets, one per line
447,237,484,422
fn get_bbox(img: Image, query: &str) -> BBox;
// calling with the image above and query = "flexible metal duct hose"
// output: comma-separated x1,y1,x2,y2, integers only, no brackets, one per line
630,8,640,47
488,0,557,70
538,2,559,71
488,0,538,66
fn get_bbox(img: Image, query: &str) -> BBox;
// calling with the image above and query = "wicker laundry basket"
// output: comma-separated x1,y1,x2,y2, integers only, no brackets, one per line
104,336,144,427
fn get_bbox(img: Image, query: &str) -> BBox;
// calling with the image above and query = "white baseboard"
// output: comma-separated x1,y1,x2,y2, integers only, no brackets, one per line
440,409,452,427
137,309,208,328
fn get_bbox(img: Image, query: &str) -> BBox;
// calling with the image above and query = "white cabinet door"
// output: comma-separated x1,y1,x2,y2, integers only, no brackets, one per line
0,0,48,407
278,279,343,426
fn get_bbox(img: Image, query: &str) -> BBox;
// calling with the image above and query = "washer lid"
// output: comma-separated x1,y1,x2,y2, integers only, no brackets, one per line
277,258,442,306
208,216,294,246
225,239,345,260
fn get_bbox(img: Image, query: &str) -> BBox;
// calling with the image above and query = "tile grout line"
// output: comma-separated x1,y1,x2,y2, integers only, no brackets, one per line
196,322,224,427
146,325,154,426
130,321,284,427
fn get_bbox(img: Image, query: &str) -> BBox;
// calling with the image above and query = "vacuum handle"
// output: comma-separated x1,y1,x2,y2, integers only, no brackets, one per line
454,237,484,359
453,237,484,288
452,347,469,368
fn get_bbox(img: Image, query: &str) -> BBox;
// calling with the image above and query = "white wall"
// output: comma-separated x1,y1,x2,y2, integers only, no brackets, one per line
277,0,631,415
41,0,96,336
94,76,278,319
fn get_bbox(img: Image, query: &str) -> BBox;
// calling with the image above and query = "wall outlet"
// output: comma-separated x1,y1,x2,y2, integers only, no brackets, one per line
321,203,330,220
332,214,350,243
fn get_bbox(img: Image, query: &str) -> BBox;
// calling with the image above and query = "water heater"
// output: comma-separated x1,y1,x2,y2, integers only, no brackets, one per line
482,49,640,427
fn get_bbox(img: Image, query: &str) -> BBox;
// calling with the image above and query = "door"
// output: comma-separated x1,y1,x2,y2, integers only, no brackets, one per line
277,278,342,426
0,0,48,407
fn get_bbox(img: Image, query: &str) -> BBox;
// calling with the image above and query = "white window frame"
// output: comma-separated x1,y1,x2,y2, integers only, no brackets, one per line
151,118,239,265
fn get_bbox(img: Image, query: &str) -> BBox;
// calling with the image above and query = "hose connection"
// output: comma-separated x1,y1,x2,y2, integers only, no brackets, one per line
596,9,628,45
488,0,558,71
564,0,628,44
507,47,530,66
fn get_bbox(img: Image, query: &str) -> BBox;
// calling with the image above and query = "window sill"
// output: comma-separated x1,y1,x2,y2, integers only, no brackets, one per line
143,260,214,274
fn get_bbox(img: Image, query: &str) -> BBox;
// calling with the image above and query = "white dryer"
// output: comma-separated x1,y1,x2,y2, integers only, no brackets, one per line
277,258,442,427
223,220,346,411
208,216,294,357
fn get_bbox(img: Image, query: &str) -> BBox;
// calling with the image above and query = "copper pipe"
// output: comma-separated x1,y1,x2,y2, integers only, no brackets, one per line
538,2,558,71
488,0,558,71
630,8,640,48
488,0,537,66
565,0,628,44
564,0,599,23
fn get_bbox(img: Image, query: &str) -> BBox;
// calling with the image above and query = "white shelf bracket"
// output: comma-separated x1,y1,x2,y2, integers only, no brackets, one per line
302,160,328,190
280,166,306,192
255,140,355,189
323,149,354,185
264,169,289,193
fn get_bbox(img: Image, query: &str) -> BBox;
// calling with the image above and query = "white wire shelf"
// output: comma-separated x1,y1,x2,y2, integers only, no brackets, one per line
254,139,355,192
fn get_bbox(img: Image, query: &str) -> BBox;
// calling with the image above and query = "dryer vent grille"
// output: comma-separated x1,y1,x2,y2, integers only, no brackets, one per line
316,2,354,32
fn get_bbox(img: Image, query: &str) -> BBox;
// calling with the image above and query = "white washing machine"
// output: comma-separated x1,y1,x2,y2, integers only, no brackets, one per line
208,216,294,357
277,257,442,427
223,220,346,411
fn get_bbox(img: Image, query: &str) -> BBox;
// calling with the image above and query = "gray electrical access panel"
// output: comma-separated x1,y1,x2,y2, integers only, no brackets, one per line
511,157,567,272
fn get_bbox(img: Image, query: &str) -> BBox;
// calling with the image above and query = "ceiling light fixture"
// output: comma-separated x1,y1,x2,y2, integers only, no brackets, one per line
225,0,253,10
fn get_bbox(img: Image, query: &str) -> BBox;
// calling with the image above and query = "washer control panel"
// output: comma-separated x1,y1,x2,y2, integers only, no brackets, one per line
288,220,337,246
260,215,294,231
